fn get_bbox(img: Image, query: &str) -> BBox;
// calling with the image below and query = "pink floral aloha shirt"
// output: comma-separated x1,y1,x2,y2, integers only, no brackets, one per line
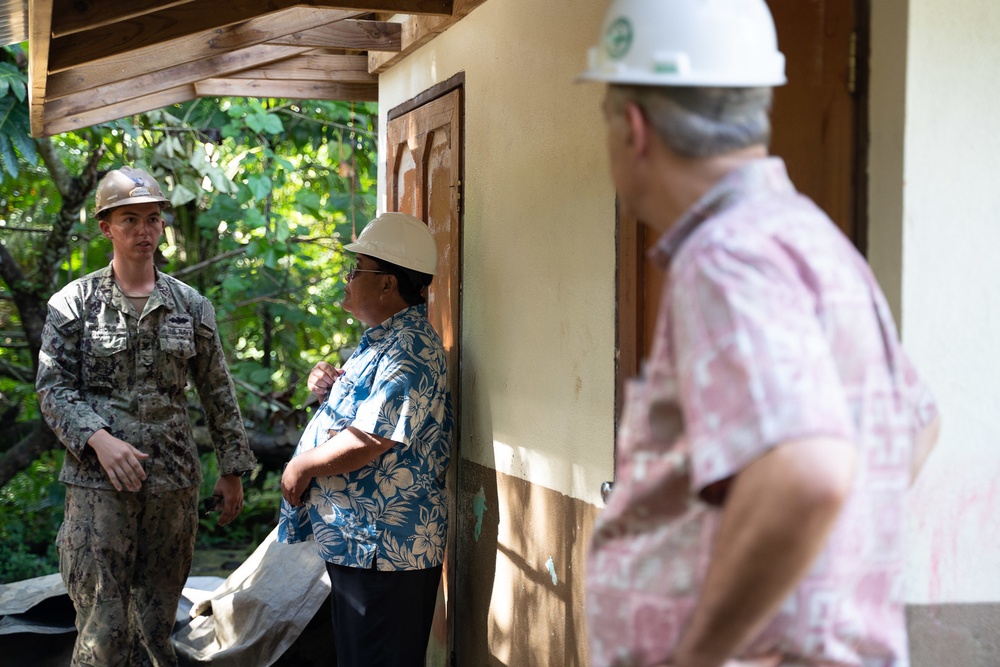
587,159,937,667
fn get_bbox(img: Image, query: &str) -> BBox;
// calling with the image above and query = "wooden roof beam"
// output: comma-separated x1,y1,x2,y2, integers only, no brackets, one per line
227,53,376,84
367,0,485,73
51,0,452,40
41,83,198,137
44,44,316,117
48,2,383,74
28,0,53,136
194,77,377,102
266,19,401,51
46,8,361,98
51,0,195,38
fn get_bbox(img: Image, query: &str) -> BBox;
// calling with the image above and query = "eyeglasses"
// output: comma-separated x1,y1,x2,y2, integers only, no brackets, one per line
342,263,389,282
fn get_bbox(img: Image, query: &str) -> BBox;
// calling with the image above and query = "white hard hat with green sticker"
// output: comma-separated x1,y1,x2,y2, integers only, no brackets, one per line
578,0,786,87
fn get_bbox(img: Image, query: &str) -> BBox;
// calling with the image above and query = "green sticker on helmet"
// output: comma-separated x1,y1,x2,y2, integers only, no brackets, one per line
604,17,633,60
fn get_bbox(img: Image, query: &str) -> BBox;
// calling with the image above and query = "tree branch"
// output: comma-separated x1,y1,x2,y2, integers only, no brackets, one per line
0,358,34,383
171,246,247,280
37,139,106,291
0,422,59,490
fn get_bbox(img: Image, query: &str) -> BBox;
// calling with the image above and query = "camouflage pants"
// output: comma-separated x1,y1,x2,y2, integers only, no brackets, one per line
58,484,199,667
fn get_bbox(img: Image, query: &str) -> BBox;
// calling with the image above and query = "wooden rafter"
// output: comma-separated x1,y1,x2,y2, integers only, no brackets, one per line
267,19,401,51
227,53,376,84
194,78,377,102
50,0,452,38
46,8,361,98
44,44,317,114
42,84,198,136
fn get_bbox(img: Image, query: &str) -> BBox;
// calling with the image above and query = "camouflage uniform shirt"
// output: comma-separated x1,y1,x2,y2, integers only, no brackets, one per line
36,264,255,491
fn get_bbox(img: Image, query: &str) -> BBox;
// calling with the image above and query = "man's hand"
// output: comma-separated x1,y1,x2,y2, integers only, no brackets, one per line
213,474,245,527
87,429,148,492
308,361,343,399
279,427,397,507
281,457,311,507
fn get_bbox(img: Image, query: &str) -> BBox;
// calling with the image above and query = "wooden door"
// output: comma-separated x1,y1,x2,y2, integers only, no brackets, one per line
386,85,462,667
616,0,864,413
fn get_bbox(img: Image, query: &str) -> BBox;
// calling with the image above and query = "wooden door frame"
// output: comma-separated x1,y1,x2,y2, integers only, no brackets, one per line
387,72,465,666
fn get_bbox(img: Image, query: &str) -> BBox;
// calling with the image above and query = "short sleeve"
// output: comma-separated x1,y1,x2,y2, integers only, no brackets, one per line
670,239,856,493
352,333,443,446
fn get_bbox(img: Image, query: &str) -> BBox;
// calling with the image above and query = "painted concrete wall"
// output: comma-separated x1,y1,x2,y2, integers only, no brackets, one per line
377,0,616,508
869,0,1000,608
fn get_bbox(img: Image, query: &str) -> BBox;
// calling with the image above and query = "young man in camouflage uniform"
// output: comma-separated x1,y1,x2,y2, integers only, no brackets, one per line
36,166,256,667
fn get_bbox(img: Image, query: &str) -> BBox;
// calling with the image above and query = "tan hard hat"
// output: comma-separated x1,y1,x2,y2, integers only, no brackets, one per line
344,212,437,275
95,166,170,217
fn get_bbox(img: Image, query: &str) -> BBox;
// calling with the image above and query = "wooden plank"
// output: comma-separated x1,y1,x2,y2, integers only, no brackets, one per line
45,7,360,96
51,0,451,39
50,0,304,70
227,54,377,84
51,0,194,38
45,44,315,117
194,77,377,101
368,0,487,73
41,84,197,137
0,1,29,46
28,0,53,137
267,19,401,51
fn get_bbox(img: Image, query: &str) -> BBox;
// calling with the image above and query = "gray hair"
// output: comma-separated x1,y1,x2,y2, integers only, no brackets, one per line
606,85,773,158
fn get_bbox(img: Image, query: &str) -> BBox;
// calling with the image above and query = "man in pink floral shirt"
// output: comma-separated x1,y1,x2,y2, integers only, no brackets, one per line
579,1,940,666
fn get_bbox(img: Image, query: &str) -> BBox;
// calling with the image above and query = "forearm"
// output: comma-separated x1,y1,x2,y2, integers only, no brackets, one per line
674,437,857,667
293,427,396,478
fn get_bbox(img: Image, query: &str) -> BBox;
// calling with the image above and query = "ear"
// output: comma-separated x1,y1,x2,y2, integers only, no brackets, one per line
380,273,398,298
98,219,113,240
623,102,650,158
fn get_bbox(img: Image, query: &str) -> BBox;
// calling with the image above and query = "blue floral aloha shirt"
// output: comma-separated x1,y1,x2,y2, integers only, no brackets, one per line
277,304,453,571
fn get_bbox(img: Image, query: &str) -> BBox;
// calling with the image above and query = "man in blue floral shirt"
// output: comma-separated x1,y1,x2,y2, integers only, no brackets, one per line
278,212,453,667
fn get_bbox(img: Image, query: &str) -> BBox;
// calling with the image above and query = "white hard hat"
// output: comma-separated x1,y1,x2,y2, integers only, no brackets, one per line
578,0,786,87
344,212,438,275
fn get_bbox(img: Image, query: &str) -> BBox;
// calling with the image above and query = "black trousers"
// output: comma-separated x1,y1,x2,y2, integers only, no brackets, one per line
325,560,442,667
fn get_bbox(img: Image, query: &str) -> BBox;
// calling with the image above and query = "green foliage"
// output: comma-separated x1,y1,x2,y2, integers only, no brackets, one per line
196,454,283,552
1,44,380,573
0,451,64,583
0,45,37,181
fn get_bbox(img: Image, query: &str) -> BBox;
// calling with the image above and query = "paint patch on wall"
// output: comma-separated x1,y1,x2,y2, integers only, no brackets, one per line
546,556,558,585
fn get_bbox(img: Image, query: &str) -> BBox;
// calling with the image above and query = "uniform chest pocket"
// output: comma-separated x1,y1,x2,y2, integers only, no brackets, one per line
82,328,128,389
157,324,196,390
160,325,196,360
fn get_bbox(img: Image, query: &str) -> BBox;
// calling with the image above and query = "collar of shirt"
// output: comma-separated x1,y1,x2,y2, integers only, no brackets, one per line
96,263,174,315
649,157,796,269
362,303,428,345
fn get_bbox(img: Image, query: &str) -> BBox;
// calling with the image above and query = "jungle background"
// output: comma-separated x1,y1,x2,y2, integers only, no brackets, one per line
0,43,378,583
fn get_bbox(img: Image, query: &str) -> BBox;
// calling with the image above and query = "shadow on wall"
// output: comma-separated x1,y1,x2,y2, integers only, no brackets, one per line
454,392,596,666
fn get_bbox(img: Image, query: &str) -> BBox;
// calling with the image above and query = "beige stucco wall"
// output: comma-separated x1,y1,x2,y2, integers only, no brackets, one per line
870,0,1000,605
377,0,616,507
